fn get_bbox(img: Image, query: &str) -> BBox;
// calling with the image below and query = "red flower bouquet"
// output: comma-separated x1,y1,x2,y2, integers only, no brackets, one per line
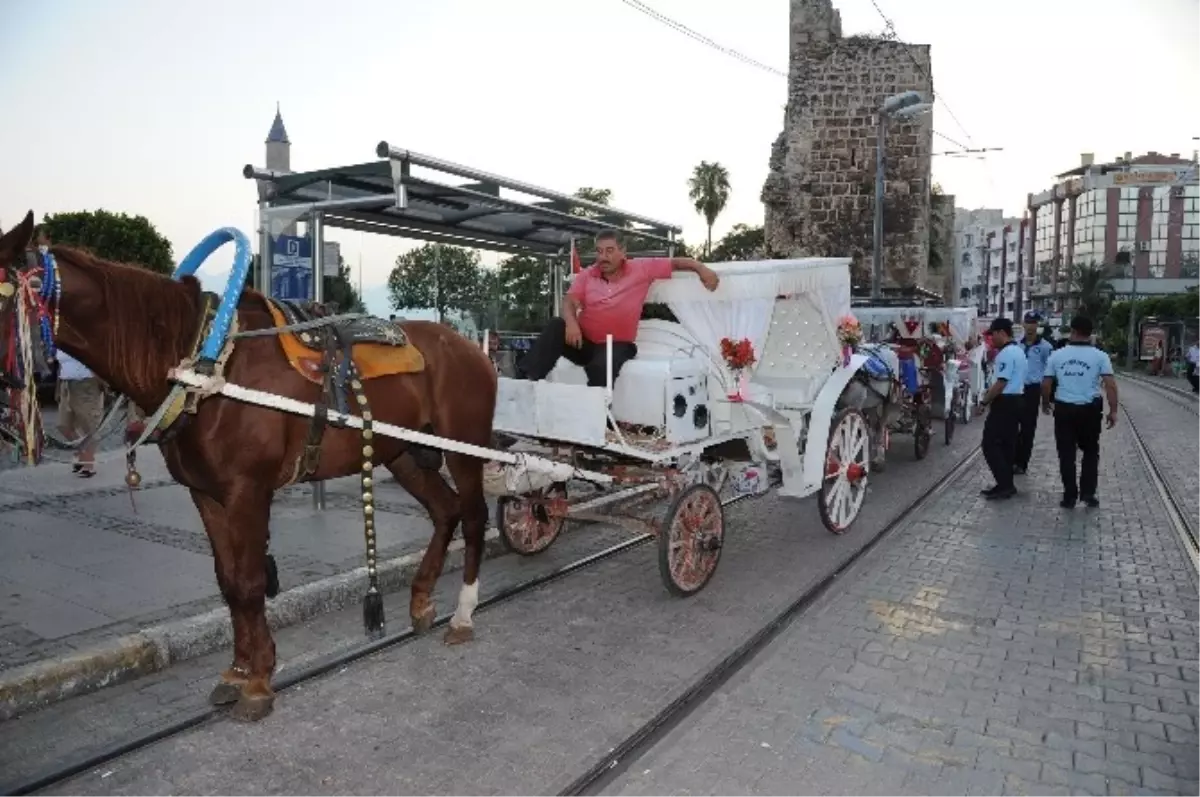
719,337,756,401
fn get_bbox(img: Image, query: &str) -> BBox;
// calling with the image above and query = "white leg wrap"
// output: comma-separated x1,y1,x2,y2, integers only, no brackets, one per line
450,580,479,629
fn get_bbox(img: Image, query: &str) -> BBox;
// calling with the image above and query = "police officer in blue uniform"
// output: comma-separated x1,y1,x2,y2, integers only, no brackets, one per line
1041,315,1119,509
1014,311,1054,475
977,317,1026,500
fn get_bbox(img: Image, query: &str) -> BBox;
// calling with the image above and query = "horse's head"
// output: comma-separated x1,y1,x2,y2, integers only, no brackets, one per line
0,211,52,386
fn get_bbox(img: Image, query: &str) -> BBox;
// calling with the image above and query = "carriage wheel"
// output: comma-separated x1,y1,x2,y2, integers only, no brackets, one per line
944,401,956,445
819,408,870,535
959,386,972,425
496,486,567,556
914,403,933,461
658,483,724,597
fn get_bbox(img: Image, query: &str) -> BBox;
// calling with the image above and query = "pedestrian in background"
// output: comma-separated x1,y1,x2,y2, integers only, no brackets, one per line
1014,311,1054,475
1041,315,1118,509
55,350,104,477
977,317,1026,500
1187,342,1199,393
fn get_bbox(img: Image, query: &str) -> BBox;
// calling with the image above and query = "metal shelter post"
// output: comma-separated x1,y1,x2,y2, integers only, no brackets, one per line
258,200,271,295
310,211,326,511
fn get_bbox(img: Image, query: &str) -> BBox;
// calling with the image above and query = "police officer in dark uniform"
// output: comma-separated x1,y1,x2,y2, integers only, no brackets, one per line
977,317,1026,500
1041,316,1119,508
1014,311,1054,475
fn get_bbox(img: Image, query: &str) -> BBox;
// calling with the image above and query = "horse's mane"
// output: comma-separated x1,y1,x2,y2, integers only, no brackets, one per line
50,246,205,400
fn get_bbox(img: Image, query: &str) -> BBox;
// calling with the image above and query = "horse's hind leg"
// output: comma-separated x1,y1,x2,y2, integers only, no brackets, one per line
442,451,488,646
191,487,277,722
385,453,460,633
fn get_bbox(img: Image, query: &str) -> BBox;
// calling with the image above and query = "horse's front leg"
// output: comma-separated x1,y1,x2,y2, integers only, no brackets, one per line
192,487,277,721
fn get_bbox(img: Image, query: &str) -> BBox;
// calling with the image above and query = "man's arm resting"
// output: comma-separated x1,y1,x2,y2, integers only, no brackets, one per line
561,295,581,325
1041,376,1054,411
669,257,705,272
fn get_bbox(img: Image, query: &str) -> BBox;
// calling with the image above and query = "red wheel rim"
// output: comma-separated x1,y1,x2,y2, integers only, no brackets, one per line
668,490,722,592
503,497,561,552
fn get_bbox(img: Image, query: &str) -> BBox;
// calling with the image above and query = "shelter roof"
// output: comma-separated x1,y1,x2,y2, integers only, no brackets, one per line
247,143,681,258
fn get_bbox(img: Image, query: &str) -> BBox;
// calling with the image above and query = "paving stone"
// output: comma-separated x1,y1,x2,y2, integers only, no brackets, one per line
11,404,1198,796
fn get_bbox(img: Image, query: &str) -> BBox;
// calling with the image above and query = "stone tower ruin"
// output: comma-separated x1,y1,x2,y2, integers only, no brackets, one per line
761,0,934,293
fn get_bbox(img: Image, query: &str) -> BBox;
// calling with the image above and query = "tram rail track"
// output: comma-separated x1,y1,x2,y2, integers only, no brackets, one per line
4,446,984,796
1113,381,1200,573
1119,371,1199,415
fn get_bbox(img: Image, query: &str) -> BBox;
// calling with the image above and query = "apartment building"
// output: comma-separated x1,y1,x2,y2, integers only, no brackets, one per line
953,208,1027,317
1027,151,1199,313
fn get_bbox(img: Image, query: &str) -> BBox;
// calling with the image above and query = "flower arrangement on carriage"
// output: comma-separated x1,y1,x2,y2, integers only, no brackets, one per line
836,314,862,366
719,336,756,401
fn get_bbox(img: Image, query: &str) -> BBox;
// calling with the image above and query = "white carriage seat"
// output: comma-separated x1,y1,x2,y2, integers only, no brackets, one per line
547,320,710,427
749,298,841,411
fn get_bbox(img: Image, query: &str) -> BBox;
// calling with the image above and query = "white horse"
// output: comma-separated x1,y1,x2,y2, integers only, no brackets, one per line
837,343,899,469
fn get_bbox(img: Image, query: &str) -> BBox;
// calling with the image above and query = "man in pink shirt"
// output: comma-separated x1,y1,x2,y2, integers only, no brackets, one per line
518,230,720,386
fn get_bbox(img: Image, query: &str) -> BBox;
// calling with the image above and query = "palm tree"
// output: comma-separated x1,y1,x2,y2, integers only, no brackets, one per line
688,162,731,258
1069,261,1114,321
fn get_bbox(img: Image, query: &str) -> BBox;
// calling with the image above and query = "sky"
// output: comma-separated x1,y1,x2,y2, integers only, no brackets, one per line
3,0,1198,317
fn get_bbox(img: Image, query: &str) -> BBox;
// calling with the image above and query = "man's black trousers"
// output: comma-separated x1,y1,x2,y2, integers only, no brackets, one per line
1053,398,1103,502
1014,384,1042,469
983,394,1022,490
518,317,638,387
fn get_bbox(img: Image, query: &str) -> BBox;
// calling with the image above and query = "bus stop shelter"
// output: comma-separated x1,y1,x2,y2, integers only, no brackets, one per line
245,140,683,507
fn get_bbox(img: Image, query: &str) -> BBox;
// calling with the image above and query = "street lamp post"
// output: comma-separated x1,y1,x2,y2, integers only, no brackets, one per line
872,92,933,302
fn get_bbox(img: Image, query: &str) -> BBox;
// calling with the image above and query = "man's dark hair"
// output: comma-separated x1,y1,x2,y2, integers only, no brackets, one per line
1070,315,1093,336
988,317,1013,335
594,230,626,248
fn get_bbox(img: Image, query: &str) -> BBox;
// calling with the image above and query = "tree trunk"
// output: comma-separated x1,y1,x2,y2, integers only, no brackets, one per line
705,225,713,259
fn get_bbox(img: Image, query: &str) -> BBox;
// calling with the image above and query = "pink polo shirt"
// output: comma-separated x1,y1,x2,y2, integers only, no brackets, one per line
567,258,674,344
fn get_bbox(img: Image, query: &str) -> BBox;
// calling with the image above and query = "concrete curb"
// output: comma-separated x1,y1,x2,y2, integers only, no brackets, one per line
0,529,505,721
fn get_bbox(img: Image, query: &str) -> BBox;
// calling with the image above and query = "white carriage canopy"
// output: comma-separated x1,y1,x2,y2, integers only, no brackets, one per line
646,258,852,378
851,305,979,345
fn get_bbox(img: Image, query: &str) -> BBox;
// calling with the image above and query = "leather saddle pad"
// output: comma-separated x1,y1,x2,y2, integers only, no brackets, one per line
265,300,426,385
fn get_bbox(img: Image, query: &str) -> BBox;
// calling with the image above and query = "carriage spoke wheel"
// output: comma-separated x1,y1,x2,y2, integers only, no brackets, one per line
496,486,566,556
914,401,933,461
819,408,869,535
658,483,724,597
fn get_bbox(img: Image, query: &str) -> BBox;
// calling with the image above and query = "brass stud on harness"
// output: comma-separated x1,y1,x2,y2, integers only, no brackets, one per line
349,361,384,638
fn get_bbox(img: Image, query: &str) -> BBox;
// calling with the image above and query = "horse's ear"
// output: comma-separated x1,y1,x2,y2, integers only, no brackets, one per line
0,211,35,266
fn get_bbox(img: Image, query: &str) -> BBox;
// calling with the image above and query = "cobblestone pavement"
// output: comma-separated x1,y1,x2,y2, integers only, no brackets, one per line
1116,375,1199,531
0,443,445,671
607,414,1199,796
25,411,980,795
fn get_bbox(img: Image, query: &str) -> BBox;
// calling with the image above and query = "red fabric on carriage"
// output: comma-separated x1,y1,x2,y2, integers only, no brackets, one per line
266,302,426,385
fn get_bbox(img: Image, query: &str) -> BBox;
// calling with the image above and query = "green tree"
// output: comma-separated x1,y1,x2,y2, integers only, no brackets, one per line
570,187,613,215
1068,262,1114,322
323,255,366,314
388,243,483,321
483,254,553,332
687,161,731,258
40,209,174,274
709,224,765,262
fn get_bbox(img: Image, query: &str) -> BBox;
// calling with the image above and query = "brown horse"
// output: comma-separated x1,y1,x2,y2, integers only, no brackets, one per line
0,212,497,721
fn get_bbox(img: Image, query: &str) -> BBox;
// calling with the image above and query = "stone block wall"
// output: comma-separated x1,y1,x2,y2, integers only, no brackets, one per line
930,192,956,304
762,0,934,293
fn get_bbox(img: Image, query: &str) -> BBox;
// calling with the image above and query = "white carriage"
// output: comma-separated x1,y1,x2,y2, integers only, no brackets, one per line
487,257,874,595
852,304,983,427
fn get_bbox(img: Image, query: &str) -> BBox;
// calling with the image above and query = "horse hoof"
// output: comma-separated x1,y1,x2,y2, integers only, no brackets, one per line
208,681,243,706
411,606,436,634
228,693,275,723
443,625,474,646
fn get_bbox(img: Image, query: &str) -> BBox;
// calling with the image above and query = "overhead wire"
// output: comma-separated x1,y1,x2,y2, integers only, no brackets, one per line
614,0,978,158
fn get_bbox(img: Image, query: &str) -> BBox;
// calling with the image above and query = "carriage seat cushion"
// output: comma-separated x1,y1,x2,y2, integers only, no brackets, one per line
265,299,425,385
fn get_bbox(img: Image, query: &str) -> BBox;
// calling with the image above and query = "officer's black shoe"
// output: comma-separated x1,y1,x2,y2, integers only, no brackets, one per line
1013,465,1027,475
1081,496,1099,508
980,485,1000,496
1059,496,1077,508
986,486,1017,500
